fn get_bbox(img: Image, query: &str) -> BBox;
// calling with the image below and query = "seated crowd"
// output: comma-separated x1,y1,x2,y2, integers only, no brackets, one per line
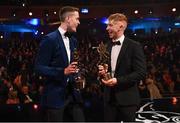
0,31,179,105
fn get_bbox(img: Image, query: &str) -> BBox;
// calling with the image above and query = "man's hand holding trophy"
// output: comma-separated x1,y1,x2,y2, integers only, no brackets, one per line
97,42,117,87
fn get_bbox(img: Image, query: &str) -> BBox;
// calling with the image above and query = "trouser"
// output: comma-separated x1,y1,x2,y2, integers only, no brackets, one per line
104,103,138,122
45,103,85,122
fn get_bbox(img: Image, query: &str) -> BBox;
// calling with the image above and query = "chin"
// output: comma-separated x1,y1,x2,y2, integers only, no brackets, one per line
72,27,77,32
109,35,113,39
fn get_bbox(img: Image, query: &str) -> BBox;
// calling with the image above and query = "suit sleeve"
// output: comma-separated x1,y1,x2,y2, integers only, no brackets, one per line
116,43,147,86
34,36,65,81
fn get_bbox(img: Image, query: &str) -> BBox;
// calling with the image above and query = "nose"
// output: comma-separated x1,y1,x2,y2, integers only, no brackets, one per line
106,26,109,31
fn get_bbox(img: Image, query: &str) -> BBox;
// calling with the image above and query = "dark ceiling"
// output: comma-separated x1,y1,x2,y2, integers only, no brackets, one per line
0,0,179,6
0,0,179,20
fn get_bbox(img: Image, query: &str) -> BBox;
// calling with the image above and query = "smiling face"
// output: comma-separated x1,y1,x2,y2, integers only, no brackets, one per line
106,20,123,40
106,13,127,40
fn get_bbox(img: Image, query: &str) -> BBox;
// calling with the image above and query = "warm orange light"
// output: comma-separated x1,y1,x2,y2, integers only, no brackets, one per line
172,97,178,105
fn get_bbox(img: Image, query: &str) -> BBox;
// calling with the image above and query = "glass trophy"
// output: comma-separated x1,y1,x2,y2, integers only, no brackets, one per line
73,48,86,90
97,42,112,80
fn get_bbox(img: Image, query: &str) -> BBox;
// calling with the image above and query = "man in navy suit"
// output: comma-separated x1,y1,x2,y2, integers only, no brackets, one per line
35,6,85,121
98,13,146,122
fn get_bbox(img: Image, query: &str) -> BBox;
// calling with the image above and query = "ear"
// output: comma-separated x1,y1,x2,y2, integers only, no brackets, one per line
118,25,123,31
65,16,70,22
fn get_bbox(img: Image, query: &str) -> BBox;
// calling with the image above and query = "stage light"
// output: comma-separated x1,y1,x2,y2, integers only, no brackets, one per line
174,23,180,26
168,28,171,32
101,17,108,24
144,17,160,21
53,11,57,15
29,12,33,16
22,3,25,7
172,97,178,105
172,8,176,12
134,10,138,14
11,9,17,17
0,25,34,32
0,35,3,39
13,13,16,17
34,30,38,35
27,18,39,26
43,9,49,17
39,76,42,80
81,8,89,14
149,10,153,14
45,13,49,17
33,104,39,110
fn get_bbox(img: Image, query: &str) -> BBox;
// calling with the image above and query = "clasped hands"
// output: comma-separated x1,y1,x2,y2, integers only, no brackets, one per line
98,64,117,87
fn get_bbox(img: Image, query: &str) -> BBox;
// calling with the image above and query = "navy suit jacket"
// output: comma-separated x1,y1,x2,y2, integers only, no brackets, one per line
35,29,81,108
104,37,147,106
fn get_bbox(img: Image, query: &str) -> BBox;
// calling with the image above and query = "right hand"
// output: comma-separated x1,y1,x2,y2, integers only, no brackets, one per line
64,62,78,75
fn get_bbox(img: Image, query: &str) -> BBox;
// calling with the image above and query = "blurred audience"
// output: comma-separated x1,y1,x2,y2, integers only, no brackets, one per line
0,31,180,104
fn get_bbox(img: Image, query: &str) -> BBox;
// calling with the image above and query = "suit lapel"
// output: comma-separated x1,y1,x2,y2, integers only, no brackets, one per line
56,30,69,66
115,38,128,71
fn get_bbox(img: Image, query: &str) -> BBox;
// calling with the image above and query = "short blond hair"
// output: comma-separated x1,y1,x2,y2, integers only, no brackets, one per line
108,13,128,23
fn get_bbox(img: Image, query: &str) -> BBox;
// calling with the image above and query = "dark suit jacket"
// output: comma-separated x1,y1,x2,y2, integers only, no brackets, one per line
104,37,146,106
34,29,81,108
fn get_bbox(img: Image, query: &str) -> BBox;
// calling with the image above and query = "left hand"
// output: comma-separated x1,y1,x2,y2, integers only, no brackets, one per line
101,78,117,87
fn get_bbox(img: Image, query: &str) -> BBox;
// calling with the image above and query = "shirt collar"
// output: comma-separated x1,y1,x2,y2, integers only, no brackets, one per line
58,27,66,37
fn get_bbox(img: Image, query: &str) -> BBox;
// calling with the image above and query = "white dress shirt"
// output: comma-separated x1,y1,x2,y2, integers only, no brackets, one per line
58,27,71,64
111,35,125,77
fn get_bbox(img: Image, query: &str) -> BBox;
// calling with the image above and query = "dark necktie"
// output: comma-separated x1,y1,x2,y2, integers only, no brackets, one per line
64,32,72,38
111,41,121,46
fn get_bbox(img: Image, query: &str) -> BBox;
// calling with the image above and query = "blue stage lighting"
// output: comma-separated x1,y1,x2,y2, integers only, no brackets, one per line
27,18,39,26
34,30,38,35
144,17,160,21
174,22,180,26
101,17,108,24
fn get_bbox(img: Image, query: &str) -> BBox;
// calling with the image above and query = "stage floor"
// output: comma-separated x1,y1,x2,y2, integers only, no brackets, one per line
84,96,180,122
0,97,180,122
